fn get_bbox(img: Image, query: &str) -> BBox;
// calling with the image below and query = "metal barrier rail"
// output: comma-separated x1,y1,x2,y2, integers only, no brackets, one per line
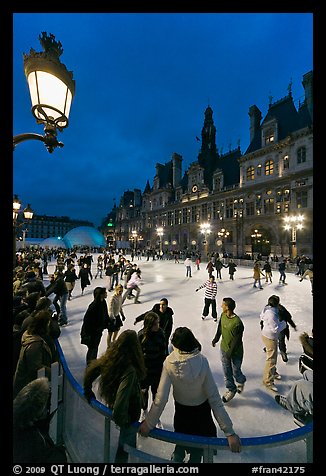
50,340,313,463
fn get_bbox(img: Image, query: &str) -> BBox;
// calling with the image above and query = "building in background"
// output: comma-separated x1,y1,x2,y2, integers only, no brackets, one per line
17,215,94,243
112,71,313,259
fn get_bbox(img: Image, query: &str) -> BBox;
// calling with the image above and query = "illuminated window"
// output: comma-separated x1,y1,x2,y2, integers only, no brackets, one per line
265,128,275,145
265,160,274,175
247,166,255,180
257,164,262,176
264,198,275,214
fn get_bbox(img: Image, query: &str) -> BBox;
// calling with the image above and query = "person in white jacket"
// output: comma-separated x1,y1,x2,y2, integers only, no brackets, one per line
139,326,241,462
260,295,287,392
122,269,141,304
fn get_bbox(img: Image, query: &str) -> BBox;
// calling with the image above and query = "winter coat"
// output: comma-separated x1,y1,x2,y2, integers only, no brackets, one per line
135,303,174,343
13,331,53,398
127,272,141,289
84,364,143,429
145,348,234,436
278,304,296,340
226,262,237,274
138,328,167,378
260,305,286,340
13,378,67,464
45,277,68,297
80,299,109,345
107,293,125,331
78,267,92,289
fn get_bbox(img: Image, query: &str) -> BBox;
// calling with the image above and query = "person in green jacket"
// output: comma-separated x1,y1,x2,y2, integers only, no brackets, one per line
212,297,246,403
83,330,146,463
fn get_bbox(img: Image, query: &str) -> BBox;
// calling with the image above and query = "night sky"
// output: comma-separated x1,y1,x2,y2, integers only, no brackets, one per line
13,12,313,228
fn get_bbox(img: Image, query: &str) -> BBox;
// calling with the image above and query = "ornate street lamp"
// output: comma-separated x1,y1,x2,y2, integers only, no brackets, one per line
251,229,262,256
200,222,211,257
156,227,164,253
217,227,230,254
13,32,75,153
283,214,304,259
131,230,138,252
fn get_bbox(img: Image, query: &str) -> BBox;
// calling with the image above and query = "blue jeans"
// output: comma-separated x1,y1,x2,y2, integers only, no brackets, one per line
54,293,68,324
220,348,246,393
115,425,137,463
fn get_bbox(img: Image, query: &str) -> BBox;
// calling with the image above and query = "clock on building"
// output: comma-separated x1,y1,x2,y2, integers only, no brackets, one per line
192,185,198,193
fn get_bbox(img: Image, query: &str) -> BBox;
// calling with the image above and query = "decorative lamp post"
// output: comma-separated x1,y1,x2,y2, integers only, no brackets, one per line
283,214,304,259
200,222,211,257
217,228,230,254
156,227,164,253
13,196,34,265
13,32,75,153
131,230,138,252
251,229,262,257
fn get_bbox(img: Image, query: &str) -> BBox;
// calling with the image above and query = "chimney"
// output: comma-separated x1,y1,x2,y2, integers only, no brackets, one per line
172,152,182,188
248,105,262,143
302,70,313,121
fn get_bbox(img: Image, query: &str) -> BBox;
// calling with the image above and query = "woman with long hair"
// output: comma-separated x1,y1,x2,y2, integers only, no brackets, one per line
83,330,146,463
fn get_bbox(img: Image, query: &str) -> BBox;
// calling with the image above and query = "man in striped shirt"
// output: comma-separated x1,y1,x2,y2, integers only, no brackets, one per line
196,275,218,321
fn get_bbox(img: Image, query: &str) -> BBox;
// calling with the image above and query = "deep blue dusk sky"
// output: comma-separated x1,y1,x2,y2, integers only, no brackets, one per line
13,13,313,228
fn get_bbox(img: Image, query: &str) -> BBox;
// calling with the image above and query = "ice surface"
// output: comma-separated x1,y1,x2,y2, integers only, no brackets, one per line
46,254,313,461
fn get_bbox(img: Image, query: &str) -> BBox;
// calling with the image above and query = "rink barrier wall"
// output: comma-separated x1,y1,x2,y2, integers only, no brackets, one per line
46,340,313,463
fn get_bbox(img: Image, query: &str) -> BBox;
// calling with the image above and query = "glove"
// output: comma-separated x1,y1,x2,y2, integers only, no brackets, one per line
121,314,126,321
195,289,198,292
84,388,96,403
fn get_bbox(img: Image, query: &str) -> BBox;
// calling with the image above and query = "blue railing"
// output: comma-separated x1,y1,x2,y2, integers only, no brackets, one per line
54,340,313,463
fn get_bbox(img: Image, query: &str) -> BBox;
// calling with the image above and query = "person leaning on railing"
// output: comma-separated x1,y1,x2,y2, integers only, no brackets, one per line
139,326,241,463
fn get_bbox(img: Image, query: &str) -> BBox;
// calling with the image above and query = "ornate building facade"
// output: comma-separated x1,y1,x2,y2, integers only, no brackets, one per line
112,71,313,259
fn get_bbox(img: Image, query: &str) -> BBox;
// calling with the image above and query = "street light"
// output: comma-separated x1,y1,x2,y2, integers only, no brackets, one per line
283,214,304,259
157,227,164,253
131,230,138,252
13,195,34,265
251,229,262,257
13,32,75,153
200,223,211,257
217,228,230,254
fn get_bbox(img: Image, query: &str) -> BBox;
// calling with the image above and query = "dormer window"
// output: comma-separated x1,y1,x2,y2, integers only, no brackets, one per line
247,166,255,181
264,128,275,145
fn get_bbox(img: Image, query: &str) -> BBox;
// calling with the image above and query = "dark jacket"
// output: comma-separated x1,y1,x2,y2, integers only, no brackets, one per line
84,364,143,429
80,299,109,345
278,304,296,340
138,328,167,378
13,331,53,398
45,277,68,297
135,303,174,343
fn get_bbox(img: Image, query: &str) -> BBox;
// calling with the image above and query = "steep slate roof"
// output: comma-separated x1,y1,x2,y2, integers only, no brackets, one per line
156,162,173,188
245,94,311,155
215,148,241,187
